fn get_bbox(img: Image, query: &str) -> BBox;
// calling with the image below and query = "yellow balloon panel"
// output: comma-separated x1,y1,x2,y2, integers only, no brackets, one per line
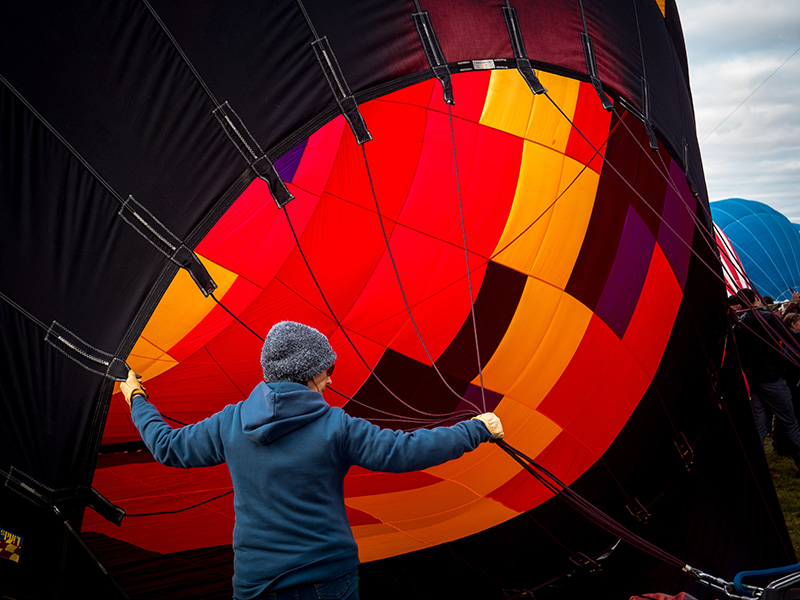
422,443,520,498
491,144,598,283
494,396,563,461
423,398,560,492
529,158,599,288
398,496,516,544
479,279,592,403
354,525,428,562
479,70,580,155
130,255,239,379
506,289,592,404
346,478,484,524
351,493,517,562
526,72,580,152
491,142,561,273
125,337,178,381
479,69,535,139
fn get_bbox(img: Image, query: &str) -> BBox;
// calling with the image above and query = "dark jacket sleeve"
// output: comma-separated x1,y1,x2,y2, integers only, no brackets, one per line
739,309,796,382
340,414,492,472
131,396,227,468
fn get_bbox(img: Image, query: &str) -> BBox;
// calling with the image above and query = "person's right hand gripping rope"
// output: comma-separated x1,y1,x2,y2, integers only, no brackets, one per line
472,412,504,439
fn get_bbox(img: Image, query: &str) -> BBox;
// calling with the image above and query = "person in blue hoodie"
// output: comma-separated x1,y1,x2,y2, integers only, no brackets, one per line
121,320,504,600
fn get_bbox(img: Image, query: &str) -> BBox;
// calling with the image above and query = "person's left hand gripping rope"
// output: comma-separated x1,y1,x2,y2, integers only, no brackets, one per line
120,369,148,409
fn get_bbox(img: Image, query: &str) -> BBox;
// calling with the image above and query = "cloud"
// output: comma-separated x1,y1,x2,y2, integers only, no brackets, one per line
680,1,800,57
679,0,800,221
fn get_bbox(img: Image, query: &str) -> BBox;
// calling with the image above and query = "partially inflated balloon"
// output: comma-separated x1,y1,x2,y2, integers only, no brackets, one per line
714,223,749,295
91,67,698,561
1,1,791,598
711,198,800,301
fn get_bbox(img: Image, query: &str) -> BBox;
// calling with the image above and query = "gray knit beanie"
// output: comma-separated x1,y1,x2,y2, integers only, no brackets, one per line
261,321,337,383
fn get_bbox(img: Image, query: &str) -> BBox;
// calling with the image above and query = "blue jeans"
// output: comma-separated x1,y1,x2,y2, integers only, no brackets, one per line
750,378,800,470
238,568,359,600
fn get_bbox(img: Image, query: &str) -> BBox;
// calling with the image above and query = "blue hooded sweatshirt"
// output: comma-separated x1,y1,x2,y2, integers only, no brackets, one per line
131,381,491,599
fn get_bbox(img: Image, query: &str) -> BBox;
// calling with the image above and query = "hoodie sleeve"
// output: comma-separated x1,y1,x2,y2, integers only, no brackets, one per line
131,396,227,468
340,414,492,472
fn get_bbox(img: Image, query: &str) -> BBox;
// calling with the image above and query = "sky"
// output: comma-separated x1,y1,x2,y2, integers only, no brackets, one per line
679,0,800,223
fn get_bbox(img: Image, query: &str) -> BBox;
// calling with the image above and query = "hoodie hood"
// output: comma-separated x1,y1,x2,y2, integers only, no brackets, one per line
241,381,331,445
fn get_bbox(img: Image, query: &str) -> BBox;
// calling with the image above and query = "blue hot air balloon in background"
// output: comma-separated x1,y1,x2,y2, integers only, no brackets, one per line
711,198,800,301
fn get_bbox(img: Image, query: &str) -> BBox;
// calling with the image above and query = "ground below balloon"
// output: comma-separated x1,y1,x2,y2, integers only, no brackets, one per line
765,441,800,556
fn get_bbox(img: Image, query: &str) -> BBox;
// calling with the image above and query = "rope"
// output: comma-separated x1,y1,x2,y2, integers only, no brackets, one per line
125,490,233,517
280,204,469,420
489,116,621,262
605,108,800,369
141,0,221,109
700,44,800,144
551,93,800,371
210,292,264,342
495,439,688,571
543,94,726,295
447,103,488,411
327,386,475,426
0,75,125,207
358,144,482,414
0,290,49,333
114,73,790,598
496,437,763,597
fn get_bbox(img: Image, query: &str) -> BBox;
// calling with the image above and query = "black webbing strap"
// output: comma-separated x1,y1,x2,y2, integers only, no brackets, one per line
118,196,217,296
502,5,546,95
212,102,295,208
312,36,372,145
413,10,454,104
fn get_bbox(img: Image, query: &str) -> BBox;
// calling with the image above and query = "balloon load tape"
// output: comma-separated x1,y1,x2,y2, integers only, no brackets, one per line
118,195,217,296
212,101,294,208
44,321,130,381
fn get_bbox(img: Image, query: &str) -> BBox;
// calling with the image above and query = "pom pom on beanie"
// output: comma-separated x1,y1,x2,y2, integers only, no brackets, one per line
261,321,336,383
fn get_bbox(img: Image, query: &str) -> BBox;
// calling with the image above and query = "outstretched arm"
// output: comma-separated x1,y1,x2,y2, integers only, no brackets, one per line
122,369,226,468
342,412,502,473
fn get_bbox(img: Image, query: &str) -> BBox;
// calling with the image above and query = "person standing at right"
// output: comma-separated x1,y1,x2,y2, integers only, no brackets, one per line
736,289,800,471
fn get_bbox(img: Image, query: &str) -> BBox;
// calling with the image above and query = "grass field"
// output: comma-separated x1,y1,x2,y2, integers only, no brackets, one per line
764,441,800,557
